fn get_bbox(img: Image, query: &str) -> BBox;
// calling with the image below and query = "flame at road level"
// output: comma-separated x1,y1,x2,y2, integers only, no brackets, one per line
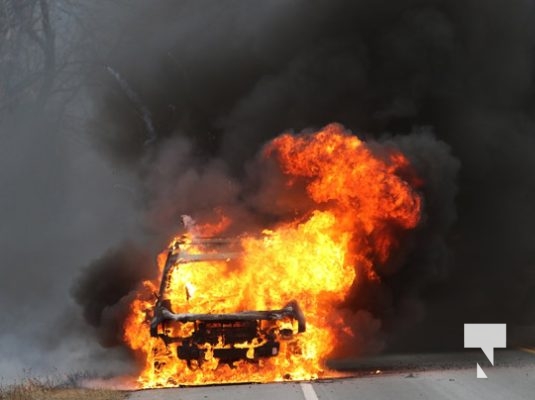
123,123,422,388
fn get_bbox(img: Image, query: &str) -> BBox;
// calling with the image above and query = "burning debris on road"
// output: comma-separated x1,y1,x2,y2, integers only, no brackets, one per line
121,123,426,387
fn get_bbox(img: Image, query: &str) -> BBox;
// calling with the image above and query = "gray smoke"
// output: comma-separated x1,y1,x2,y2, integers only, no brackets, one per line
0,113,141,380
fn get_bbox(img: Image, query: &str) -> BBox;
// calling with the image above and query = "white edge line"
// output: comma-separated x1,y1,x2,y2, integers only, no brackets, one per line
300,382,319,400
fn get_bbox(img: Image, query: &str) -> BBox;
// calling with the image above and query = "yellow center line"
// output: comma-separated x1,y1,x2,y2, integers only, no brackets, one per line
518,346,535,356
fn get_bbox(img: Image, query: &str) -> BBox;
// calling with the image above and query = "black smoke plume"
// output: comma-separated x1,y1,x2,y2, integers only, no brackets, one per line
71,243,153,347
71,0,535,359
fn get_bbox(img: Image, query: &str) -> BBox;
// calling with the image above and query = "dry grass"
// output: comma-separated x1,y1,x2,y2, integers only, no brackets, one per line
0,379,127,400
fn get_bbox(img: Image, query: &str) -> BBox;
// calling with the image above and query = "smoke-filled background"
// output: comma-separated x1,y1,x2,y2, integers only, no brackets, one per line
1,0,535,379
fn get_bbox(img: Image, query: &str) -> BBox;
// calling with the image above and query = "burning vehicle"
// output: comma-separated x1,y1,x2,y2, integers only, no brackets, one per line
123,124,423,387
149,231,306,368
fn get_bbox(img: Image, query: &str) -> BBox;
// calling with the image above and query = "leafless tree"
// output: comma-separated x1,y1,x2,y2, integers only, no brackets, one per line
0,0,116,120
1,0,56,114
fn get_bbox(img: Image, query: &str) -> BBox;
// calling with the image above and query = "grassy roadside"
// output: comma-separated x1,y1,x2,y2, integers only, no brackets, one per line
0,379,127,400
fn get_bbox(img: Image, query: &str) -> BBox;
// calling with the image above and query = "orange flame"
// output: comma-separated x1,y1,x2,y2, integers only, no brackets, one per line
123,123,422,387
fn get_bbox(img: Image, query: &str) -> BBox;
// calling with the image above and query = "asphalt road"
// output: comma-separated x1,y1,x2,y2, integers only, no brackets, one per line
128,349,535,400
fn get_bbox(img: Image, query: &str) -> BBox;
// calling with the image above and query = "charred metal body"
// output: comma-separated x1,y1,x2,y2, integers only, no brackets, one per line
149,235,306,367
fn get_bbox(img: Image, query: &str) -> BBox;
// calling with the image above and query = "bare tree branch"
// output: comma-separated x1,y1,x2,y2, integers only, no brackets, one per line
34,0,56,108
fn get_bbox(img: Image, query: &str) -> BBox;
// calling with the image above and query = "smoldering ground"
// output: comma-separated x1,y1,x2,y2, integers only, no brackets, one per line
2,0,535,380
